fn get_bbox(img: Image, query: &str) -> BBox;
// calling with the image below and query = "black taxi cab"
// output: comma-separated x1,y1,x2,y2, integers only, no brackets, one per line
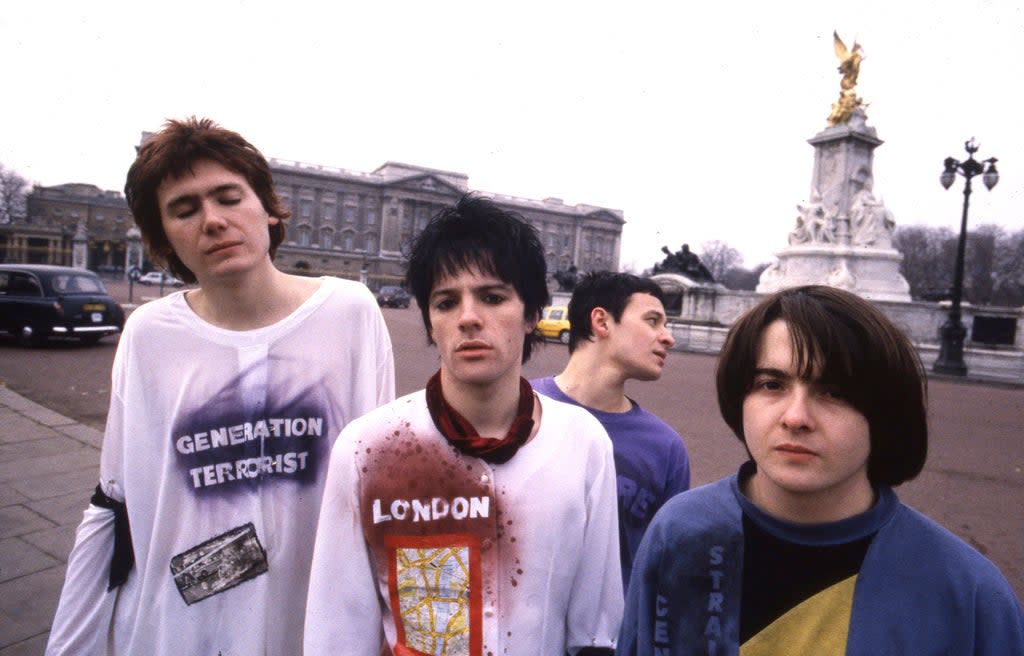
0,264,126,346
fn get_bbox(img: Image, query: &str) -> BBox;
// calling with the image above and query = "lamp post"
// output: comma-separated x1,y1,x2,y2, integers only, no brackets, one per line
933,138,999,376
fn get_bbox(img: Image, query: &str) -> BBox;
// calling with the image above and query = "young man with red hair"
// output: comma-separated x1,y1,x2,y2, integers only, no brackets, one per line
47,118,394,655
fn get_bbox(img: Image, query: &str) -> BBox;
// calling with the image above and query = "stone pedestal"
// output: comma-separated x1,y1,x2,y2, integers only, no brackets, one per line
650,272,726,317
757,109,910,302
125,226,144,278
757,245,910,302
72,220,89,270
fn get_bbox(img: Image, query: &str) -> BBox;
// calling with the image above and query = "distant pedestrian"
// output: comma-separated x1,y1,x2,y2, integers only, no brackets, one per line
46,117,395,655
618,285,1024,655
531,271,689,592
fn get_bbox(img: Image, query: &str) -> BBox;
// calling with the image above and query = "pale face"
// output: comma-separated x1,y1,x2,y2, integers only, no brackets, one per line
157,159,278,285
428,267,534,393
742,320,873,523
605,293,675,381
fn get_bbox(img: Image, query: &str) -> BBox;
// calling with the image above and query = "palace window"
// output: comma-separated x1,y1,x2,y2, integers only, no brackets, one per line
299,199,314,220
320,227,335,250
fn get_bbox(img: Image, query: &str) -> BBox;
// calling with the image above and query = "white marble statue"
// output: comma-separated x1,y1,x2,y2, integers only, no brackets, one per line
789,190,836,245
849,186,895,248
758,34,910,302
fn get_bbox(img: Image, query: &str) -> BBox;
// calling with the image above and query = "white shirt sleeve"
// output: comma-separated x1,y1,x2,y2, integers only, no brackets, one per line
372,304,396,409
304,422,385,655
45,502,120,655
46,334,134,655
566,426,625,653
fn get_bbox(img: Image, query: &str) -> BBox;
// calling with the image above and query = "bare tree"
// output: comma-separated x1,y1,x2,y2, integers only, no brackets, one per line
698,240,743,282
893,225,954,300
894,224,1024,306
0,163,30,224
965,225,998,305
989,227,1024,306
722,262,770,290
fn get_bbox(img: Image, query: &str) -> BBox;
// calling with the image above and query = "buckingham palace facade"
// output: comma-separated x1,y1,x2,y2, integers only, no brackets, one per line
1,155,623,289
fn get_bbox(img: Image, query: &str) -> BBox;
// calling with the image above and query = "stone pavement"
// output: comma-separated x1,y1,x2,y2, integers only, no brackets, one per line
0,386,102,655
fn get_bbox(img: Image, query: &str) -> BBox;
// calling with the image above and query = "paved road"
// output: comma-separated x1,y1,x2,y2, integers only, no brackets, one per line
0,281,1021,652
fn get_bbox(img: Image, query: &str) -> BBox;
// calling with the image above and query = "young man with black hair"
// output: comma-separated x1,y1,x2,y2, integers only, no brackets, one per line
618,285,1024,655
305,195,623,655
531,271,689,591
46,118,395,655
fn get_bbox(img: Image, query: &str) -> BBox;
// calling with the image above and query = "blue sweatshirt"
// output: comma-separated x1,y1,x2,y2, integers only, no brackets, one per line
618,469,1024,655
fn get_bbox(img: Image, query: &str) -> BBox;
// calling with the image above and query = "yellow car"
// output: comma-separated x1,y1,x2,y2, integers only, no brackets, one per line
535,305,571,344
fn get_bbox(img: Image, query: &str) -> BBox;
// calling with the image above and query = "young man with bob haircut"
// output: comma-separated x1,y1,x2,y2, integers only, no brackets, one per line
122,117,289,285
618,285,1023,655
305,195,623,655
531,271,689,591
47,117,395,655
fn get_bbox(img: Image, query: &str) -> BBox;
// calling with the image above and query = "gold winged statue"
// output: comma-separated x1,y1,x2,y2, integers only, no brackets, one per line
827,31,864,126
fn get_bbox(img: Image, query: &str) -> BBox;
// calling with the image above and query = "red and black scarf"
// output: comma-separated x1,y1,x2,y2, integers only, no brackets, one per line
425,370,535,464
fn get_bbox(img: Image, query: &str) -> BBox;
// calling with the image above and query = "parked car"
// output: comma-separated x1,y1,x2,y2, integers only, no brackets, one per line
375,285,411,308
137,271,185,287
535,305,571,344
0,264,126,346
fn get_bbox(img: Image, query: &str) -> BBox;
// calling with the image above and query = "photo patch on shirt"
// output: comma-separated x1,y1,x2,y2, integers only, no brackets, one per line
170,522,268,605
386,533,482,656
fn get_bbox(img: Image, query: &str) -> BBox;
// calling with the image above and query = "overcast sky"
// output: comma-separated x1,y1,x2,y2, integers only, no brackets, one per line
2,0,1021,271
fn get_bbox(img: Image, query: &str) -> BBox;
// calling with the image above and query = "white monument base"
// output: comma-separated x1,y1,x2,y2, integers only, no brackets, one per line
757,245,911,302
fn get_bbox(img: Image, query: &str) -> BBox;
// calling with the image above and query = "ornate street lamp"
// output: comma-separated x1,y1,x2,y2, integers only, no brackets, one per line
933,138,999,376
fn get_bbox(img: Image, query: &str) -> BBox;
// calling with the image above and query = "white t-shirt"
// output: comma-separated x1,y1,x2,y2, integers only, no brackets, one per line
305,390,624,655
47,277,395,656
